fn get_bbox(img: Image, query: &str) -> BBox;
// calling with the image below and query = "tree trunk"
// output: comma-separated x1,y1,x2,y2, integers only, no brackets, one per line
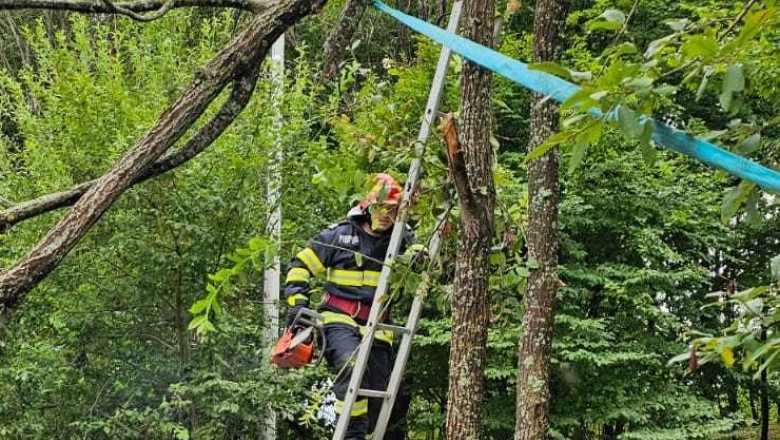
394,0,413,60
320,0,370,82
760,368,769,440
0,0,327,334
443,0,495,438
759,328,769,440
725,373,739,416
749,384,758,422
514,1,568,440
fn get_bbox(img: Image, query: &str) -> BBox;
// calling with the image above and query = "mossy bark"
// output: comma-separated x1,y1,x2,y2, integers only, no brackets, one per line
444,0,495,438
514,1,569,439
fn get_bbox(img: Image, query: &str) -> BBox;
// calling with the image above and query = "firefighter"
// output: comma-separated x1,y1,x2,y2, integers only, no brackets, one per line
284,173,420,440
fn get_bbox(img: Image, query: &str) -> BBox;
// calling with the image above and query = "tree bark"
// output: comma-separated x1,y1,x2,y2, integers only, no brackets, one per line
759,328,769,440
750,384,759,422
0,64,260,233
319,0,370,82
760,368,769,440
0,0,327,334
0,0,263,14
514,1,568,440
443,0,495,438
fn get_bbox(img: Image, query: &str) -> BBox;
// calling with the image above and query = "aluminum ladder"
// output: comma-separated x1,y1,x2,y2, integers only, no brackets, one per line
331,3,462,439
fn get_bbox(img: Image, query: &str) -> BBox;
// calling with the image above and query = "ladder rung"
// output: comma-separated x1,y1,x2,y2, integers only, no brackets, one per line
376,323,410,334
357,388,391,399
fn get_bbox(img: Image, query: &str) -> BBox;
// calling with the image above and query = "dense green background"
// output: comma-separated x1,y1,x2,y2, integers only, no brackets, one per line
0,0,777,439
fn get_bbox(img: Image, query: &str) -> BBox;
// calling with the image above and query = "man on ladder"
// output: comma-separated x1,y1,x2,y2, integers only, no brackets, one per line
283,173,421,440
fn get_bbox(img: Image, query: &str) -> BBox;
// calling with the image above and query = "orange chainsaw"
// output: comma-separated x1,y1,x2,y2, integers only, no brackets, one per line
271,309,325,369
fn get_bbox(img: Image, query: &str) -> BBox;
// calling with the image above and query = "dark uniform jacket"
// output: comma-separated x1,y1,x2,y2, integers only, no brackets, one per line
284,218,416,309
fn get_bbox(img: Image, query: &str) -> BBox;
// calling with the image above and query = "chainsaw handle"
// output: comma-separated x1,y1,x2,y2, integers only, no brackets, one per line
290,308,327,367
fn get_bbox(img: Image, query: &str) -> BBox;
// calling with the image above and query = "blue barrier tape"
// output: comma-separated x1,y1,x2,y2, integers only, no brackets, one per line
373,0,780,193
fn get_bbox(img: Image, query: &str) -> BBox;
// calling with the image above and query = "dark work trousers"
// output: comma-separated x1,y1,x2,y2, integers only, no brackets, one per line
323,322,410,440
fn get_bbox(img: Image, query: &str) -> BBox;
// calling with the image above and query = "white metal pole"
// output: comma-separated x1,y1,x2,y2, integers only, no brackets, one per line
263,34,284,440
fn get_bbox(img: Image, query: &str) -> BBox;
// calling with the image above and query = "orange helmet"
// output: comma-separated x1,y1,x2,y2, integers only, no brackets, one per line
360,173,403,210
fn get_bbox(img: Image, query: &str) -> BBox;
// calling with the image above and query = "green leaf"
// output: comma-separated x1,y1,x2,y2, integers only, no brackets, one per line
524,131,570,164
639,122,656,165
528,62,572,81
617,106,642,138
490,252,506,266
720,64,745,111
174,427,190,440
209,268,232,283
735,9,775,47
721,185,747,223
700,130,728,142
737,133,761,154
665,18,689,31
568,138,588,174
626,77,654,90
562,114,587,128
668,351,691,365
188,315,207,330
588,9,626,32
645,35,676,58
248,236,266,251
561,89,594,111
189,298,210,315
653,84,678,96
681,35,718,59
755,350,780,379
745,188,760,225
589,20,623,31
695,71,710,101
600,9,626,23
570,70,594,82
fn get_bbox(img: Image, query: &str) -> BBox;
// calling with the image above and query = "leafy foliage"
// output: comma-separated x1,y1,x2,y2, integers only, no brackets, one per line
1,1,778,439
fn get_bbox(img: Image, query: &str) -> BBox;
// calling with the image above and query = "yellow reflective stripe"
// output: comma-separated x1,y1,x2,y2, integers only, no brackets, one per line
335,399,368,417
320,312,394,345
320,311,358,327
363,270,381,287
286,293,308,307
285,267,310,284
297,248,325,276
327,269,365,287
325,269,382,287
360,326,394,345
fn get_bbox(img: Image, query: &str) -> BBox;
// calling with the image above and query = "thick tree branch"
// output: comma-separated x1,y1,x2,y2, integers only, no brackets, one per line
100,0,176,21
0,0,328,333
319,0,370,82
0,0,264,14
0,196,15,208
1,62,260,233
